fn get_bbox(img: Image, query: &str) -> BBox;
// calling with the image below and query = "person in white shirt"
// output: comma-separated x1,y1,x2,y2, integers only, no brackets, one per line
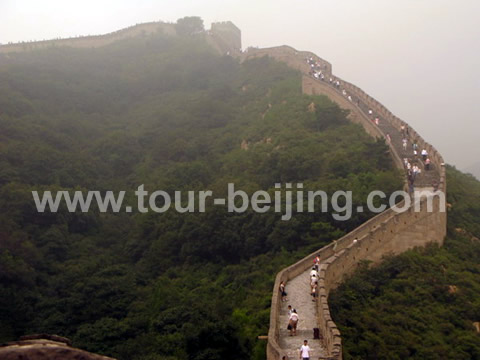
310,274,317,294
300,340,311,360
421,149,428,161
309,267,318,278
412,165,421,180
289,310,299,336
425,158,431,170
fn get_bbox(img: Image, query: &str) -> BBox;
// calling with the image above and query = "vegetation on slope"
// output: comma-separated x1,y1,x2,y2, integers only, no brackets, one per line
0,18,402,359
330,166,480,360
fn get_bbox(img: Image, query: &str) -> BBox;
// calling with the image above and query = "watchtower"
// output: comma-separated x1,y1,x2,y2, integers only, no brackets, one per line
210,21,242,54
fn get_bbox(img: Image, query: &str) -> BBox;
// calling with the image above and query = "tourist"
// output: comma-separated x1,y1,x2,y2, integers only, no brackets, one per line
421,149,428,161
311,282,317,302
412,140,418,151
280,281,287,302
300,340,311,360
386,133,391,143
412,164,420,180
313,256,320,271
402,138,408,151
310,274,317,293
310,267,318,278
288,305,293,317
310,274,318,296
425,158,431,170
289,309,299,336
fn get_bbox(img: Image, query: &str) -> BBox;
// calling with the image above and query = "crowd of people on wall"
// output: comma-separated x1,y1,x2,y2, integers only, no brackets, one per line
306,56,438,192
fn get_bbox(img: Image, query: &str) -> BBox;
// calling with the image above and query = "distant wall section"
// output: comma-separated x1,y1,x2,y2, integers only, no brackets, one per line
208,21,242,55
0,22,176,54
251,45,447,360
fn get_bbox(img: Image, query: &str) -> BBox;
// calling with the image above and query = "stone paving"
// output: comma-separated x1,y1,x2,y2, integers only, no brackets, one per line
278,269,327,359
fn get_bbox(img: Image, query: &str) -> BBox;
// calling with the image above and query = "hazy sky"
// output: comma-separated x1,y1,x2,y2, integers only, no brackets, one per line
1,0,479,170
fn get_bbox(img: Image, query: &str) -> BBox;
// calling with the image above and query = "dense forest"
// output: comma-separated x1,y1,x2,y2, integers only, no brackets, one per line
330,166,480,360
0,17,421,360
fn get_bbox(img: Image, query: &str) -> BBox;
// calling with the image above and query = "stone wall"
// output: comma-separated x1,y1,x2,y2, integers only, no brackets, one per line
0,22,176,54
244,46,447,360
0,21,242,56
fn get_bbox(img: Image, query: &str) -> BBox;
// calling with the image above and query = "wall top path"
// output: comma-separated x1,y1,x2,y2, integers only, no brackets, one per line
246,45,447,360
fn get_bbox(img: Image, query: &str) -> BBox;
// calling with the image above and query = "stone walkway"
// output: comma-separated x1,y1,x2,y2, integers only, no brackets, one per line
322,78,440,188
278,270,327,359
274,53,441,359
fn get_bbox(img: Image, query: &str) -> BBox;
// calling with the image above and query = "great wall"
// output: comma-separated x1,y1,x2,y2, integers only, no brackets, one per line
242,46,446,360
0,21,446,360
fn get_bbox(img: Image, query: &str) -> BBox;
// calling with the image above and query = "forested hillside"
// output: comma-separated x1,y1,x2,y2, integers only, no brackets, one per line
0,19,403,359
330,166,480,360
